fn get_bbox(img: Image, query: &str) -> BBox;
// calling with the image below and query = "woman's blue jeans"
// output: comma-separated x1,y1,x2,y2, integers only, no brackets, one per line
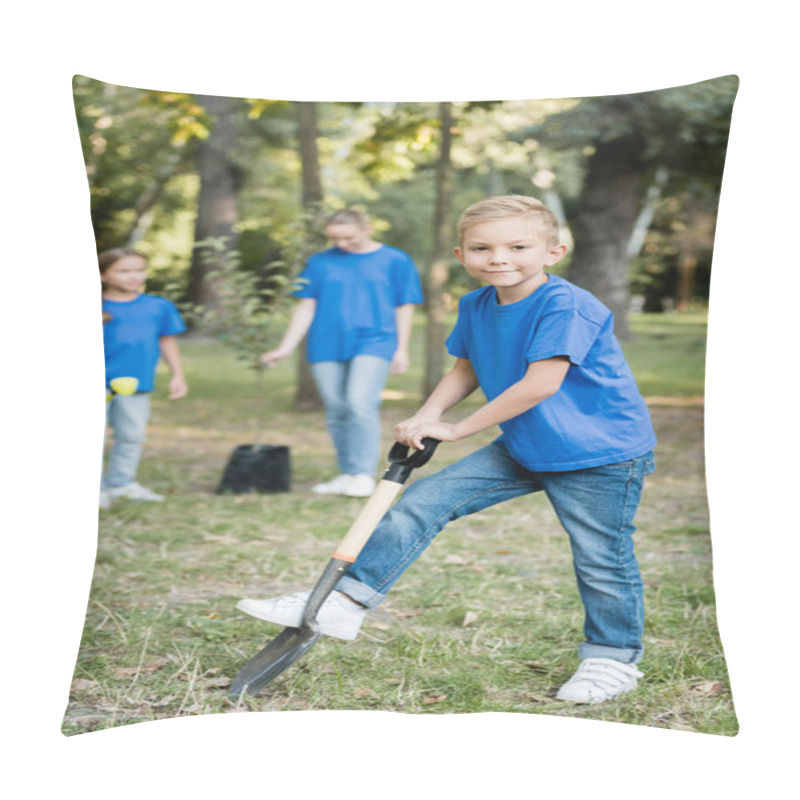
102,393,151,489
338,440,655,664
311,355,392,476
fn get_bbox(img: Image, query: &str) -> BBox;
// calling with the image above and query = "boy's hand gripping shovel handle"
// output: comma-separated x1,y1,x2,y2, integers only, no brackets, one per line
301,437,440,624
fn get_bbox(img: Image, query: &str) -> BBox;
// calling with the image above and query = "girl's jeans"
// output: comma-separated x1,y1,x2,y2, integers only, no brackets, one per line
311,355,392,477
338,440,655,664
102,393,151,489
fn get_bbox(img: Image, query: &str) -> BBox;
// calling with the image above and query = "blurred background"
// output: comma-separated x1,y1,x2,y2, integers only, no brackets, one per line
74,75,738,368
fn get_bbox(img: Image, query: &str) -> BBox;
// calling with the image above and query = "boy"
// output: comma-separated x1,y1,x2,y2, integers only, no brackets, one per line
100,248,188,508
260,208,423,497
239,196,656,703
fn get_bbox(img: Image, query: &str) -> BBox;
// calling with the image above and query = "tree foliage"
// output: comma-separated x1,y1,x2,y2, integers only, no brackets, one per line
75,75,738,350
189,238,291,367
188,214,318,368
515,76,738,334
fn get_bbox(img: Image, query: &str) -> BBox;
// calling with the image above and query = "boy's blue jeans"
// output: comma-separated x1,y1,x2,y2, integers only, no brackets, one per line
102,393,151,489
338,440,655,664
311,355,392,477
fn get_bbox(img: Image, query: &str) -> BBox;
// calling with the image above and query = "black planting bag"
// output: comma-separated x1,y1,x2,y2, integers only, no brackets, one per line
216,444,291,494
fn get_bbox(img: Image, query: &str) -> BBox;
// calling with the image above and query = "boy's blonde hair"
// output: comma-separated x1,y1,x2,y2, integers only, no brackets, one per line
457,195,560,246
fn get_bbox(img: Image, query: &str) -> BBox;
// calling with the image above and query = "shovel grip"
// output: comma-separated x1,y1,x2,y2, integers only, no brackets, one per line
384,437,440,484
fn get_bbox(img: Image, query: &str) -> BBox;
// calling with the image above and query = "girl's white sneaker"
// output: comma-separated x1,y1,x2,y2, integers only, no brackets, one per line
107,482,164,502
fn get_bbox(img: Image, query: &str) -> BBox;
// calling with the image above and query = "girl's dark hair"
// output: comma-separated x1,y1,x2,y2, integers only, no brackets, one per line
98,248,146,273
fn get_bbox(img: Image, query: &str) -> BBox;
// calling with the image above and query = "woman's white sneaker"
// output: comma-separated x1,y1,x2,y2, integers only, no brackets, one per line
343,474,376,497
311,475,353,495
556,657,643,703
236,591,367,640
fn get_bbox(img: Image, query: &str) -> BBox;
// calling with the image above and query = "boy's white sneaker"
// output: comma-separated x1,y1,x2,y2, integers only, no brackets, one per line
107,482,164,502
343,474,376,497
236,591,367,640
556,657,644,704
311,475,353,495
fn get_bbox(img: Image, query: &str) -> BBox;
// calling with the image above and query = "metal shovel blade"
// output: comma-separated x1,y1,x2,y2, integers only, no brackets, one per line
229,624,321,697
229,439,441,698
229,557,349,697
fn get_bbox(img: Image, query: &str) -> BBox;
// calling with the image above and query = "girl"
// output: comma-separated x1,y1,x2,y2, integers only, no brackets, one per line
99,248,188,507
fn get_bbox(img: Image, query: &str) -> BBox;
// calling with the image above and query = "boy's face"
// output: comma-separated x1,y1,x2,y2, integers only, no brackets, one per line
454,216,567,305
325,223,373,253
101,255,147,296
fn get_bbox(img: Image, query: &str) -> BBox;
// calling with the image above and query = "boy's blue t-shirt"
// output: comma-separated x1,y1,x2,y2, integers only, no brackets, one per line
294,245,424,363
446,275,657,472
102,293,186,392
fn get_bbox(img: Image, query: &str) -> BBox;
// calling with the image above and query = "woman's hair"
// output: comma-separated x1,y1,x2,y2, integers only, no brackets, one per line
456,195,560,246
98,248,146,273
324,208,371,229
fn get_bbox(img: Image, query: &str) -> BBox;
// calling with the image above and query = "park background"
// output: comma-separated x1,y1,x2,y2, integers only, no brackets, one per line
4,2,798,798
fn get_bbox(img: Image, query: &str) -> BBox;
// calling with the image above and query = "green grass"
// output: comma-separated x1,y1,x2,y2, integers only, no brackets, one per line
621,312,708,397
63,311,737,737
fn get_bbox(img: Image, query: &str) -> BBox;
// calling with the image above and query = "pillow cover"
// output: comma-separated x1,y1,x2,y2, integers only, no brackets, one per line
65,75,739,736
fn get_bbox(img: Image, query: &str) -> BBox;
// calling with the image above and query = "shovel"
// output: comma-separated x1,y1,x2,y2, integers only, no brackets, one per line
230,437,440,697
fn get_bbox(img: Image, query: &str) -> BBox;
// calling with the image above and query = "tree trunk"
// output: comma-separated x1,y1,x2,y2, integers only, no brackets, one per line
626,166,668,259
423,102,455,397
675,252,697,312
125,150,187,246
188,95,241,308
294,102,324,411
568,134,646,339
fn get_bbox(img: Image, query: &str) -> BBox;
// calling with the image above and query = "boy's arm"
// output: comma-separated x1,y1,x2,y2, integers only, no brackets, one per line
394,357,480,445
159,335,189,399
260,298,317,367
397,356,570,450
391,304,415,375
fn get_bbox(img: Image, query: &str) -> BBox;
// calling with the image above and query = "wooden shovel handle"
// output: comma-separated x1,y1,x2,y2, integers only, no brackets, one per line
331,438,440,563
332,480,404,562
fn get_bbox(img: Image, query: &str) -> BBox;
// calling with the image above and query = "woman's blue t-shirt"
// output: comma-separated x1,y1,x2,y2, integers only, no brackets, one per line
102,294,186,392
446,275,657,471
294,245,424,363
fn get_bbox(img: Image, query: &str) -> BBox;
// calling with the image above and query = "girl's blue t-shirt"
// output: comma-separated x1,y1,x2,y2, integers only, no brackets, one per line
102,294,186,392
446,275,657,471
294,245,424,363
